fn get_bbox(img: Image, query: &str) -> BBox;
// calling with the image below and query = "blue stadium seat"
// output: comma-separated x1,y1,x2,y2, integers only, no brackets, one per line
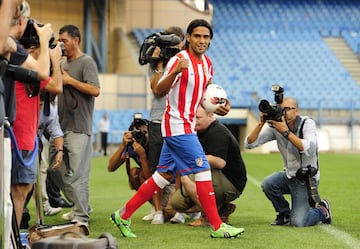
130,0,360,110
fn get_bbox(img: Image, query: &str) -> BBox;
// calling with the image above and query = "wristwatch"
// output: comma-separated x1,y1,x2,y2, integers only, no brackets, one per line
282,130,290,138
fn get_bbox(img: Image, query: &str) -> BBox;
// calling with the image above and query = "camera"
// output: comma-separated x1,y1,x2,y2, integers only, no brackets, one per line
128,113,149,148
132,113,145,128
131,130,146,144
295,165,320,207
258,84,284,122
295,165,318,182
19,18,56,49
138,32,181,66
0,57,39,85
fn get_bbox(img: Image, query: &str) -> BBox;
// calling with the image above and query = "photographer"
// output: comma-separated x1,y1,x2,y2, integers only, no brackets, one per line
1,1,30,248
108,117,152,184
245,96,332,227
169,106,247,225
0,0,56,240
4,0,53,132
11,24,63,230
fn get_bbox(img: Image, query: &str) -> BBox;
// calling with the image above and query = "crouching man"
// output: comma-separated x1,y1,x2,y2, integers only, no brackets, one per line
169,106,247,225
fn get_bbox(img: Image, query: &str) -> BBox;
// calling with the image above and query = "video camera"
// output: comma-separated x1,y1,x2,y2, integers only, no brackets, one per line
128,113,149,148
258,84,284,122
138,32,181,66
0,57,39,85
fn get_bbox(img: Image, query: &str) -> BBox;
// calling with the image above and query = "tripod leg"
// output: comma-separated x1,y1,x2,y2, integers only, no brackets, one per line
11,194,24,249
34,162,44,226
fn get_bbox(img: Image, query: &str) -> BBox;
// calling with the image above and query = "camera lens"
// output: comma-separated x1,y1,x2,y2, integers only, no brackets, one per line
258,100,272,113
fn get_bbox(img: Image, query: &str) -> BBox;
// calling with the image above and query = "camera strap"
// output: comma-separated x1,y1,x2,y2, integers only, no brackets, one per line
298,118,319,172
24,82,40,98
298,118,321,206
298,118,306,140
125,145,131,177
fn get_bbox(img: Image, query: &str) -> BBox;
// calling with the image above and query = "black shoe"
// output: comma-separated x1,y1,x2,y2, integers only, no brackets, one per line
271,213,290,225
319,199,332,224
20,209,30,229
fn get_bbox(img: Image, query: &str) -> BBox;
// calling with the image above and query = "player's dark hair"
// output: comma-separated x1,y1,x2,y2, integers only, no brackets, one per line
185,19,213,49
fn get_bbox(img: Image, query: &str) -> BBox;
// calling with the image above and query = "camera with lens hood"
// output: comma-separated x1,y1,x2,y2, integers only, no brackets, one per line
128,113,148,148
258,84,284,122
19,18,56,49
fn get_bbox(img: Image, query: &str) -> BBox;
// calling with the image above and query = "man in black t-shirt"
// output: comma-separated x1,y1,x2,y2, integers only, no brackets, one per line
169,106,247,225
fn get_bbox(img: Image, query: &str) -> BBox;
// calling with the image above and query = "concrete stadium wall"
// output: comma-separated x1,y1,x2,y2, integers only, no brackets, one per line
28,0,212,74
96,73,151,110
320,124,360,152
28,1,84,43
112,0,213,34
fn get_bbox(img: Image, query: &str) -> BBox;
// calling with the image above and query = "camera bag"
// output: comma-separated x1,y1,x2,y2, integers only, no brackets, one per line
28,221,90,247
31,231,118,249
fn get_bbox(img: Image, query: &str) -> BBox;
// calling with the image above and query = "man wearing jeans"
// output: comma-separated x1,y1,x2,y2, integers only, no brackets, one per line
245,96,332,227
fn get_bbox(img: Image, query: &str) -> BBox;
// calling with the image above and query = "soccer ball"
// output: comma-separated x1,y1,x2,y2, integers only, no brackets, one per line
201,84,227,113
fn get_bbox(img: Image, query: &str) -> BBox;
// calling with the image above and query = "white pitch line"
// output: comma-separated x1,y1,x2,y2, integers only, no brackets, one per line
247,175,360,249
320,225,360,249
247,175,261,187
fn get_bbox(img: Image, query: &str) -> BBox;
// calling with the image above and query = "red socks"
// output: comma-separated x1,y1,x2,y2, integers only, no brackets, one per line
196,180,222,230
121,177,161,220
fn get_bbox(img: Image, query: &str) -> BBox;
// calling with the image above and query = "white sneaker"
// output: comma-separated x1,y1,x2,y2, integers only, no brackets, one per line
170,212,186,224
189,211,201,220
61,211,74,221
142,208,155,221
44,206,62,216
151,211,164,224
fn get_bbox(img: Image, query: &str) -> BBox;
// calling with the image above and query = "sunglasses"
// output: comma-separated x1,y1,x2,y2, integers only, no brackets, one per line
283,107,297,111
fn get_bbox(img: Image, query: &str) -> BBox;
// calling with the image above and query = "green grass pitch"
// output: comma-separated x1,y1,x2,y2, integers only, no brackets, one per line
28,152,360,249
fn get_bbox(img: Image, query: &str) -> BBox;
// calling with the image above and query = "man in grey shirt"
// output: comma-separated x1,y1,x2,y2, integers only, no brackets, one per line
145,26,184,224
56,24,100,227
245,97,332,227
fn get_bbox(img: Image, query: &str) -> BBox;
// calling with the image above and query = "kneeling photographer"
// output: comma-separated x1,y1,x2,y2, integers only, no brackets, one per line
108,114,152,190
245,85,332,227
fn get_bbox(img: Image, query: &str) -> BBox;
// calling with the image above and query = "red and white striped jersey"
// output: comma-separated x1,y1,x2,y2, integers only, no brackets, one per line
161,49,213,137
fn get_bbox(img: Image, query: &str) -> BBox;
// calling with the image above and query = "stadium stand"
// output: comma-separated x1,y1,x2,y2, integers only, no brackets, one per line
131,0,360,111
102,0,360,142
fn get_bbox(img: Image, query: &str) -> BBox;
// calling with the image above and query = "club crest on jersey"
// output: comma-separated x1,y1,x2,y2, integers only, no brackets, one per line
195,157,203,167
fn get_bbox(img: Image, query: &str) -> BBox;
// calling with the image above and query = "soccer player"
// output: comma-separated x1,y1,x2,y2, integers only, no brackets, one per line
110,19,244,239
